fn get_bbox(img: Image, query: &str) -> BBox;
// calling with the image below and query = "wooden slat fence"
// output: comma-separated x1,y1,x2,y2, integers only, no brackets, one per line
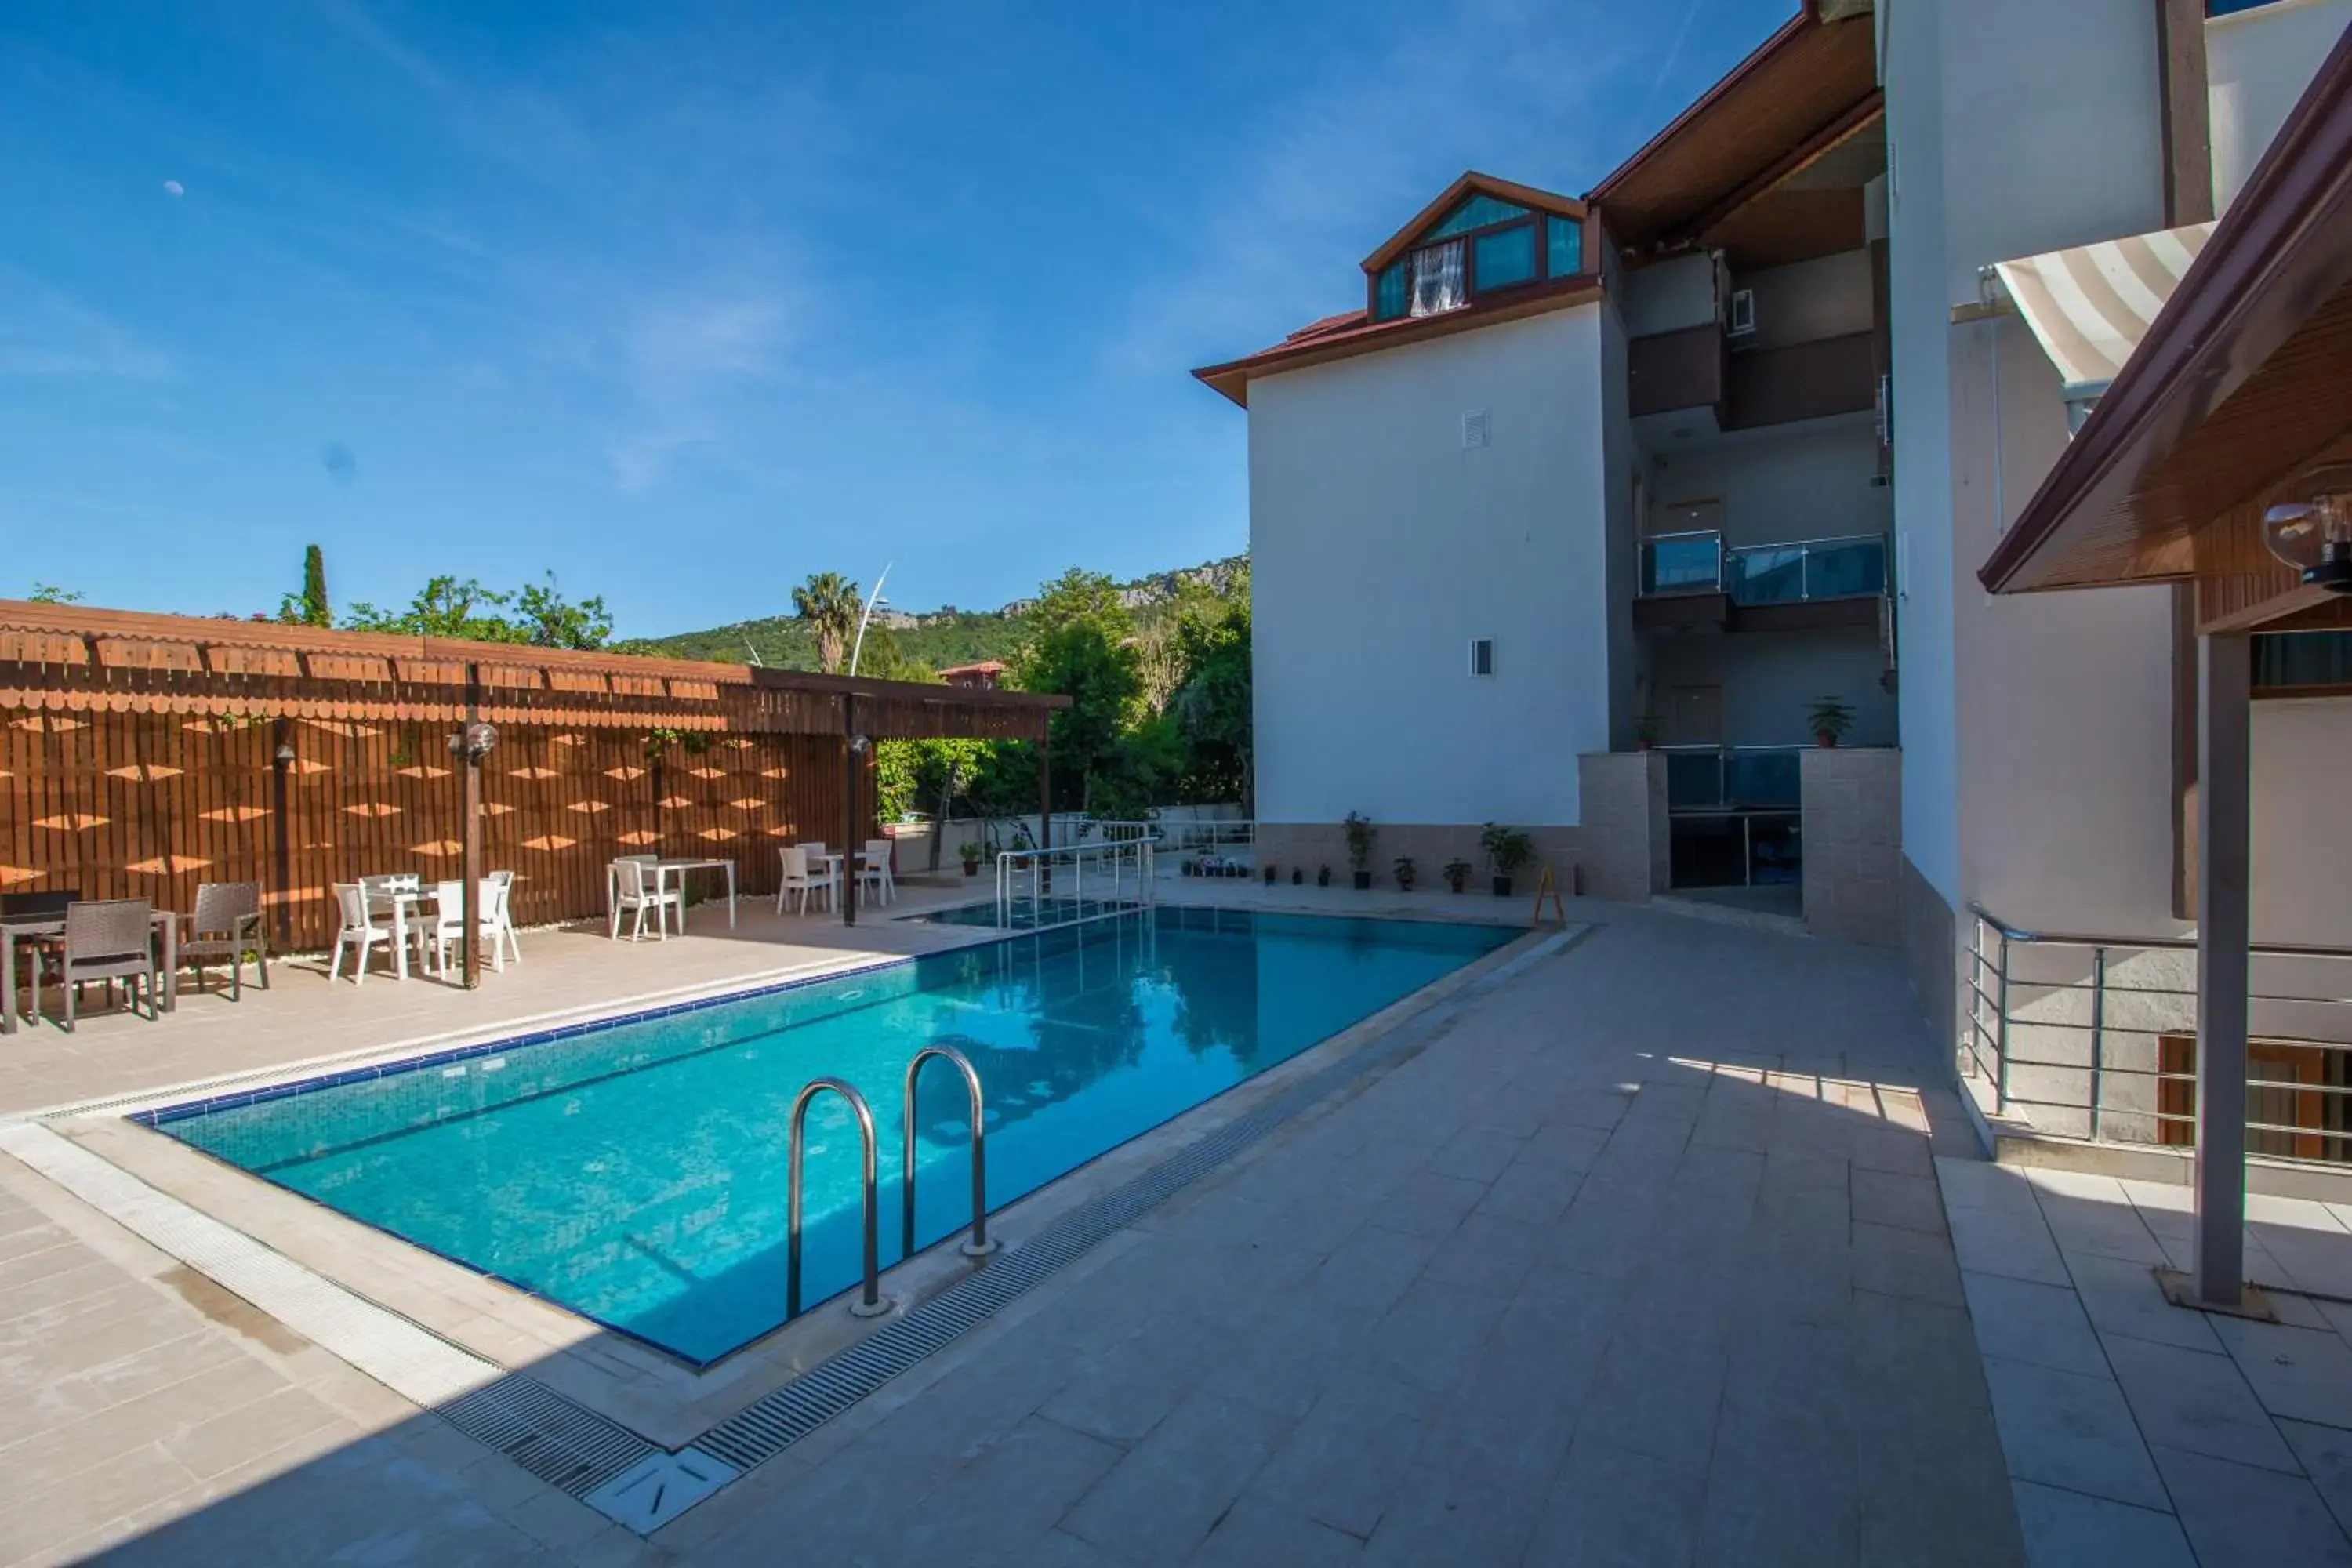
1,712,864,951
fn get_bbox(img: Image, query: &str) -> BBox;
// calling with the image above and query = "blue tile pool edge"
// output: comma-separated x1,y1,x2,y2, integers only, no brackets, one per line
130,949,928,1129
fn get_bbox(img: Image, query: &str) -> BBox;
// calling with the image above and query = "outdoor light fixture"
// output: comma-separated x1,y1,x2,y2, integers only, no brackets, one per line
446,721,499,760
849,733,871,755
273,741,296,766
2263,466,2352,594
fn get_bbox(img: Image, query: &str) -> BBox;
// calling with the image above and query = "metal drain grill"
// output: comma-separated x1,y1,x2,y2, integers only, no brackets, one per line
699,929,1578,1475
441,1371,656,1495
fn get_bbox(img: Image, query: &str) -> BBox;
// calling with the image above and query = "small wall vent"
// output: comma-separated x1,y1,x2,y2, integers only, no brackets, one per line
1727,289,1756,339
1462,409,1490,448
1468,638,1494,677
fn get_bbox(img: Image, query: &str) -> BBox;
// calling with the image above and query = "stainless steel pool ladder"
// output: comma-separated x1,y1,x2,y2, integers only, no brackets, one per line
902,1044,999,1261
786,1078,896,1321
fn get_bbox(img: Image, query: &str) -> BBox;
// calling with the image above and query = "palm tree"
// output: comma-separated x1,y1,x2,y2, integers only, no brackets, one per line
790,572,863,673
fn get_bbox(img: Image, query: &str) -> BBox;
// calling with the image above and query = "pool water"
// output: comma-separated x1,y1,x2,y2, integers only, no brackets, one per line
151,907,1518,1364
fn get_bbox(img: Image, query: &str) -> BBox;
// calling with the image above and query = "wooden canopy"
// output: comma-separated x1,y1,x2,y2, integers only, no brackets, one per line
0,601,1065,740
1977,25,2352,636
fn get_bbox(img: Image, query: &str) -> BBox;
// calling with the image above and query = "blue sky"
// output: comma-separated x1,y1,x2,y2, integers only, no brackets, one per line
1,0,1795,637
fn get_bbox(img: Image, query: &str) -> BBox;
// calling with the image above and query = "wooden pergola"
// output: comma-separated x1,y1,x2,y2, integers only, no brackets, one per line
1978,29,2352,1312
0,601,1066,985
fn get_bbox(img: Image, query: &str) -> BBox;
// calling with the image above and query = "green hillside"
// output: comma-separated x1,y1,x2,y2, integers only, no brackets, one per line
618,555,1243,677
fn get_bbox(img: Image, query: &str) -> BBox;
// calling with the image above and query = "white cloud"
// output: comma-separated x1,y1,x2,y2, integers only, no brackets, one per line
608,289,794,491
162,179,184,197
0,269,174,382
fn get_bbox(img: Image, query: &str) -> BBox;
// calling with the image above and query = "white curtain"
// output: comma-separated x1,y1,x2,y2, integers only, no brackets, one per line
1409,239,1465,317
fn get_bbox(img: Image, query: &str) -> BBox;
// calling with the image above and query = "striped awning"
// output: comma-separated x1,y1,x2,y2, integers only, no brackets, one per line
1991,223,2215,401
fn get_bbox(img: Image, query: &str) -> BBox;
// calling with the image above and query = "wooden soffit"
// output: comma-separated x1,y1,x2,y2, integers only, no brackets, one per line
1978,24,2352,630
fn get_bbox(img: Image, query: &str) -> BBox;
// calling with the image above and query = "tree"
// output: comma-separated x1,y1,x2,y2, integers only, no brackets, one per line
514,574,612,649
1171,562,1253,808
343,576,518,640
1012,569,1142,813
27,583,82,604
790,572,863,674
280,545,332,627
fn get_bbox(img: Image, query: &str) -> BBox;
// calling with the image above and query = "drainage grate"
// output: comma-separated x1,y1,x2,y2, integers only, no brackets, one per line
441,1370,659,1497
699,927,1576,1475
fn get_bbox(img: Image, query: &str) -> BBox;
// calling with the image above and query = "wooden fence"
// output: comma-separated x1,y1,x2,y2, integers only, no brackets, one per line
1,710,869,951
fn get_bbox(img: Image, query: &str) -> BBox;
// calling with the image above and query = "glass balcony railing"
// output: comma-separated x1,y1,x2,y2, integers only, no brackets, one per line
1660,746,1805,811
1639,531,1889,604
1639,531,1723,595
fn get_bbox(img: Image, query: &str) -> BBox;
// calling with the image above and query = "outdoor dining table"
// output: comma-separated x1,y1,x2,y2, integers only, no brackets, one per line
0,908,178,1035
604,858,739,933
363,883,440,980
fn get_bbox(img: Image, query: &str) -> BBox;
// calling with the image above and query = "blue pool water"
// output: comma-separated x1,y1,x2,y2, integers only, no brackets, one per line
151,908,1518,1364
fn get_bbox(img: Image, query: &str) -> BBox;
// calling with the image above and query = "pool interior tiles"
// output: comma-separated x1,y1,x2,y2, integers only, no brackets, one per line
143,906,1521,1365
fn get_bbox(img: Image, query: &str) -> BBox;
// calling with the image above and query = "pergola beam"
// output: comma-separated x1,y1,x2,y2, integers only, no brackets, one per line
2188,632,2252,1309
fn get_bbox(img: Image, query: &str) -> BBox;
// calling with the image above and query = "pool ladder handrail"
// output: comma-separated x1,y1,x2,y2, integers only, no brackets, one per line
785,1078,896,1321
902,1044,1000,1261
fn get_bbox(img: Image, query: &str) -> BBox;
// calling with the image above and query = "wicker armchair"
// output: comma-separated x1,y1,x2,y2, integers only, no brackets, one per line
52,898,158,1030
181,882,268,1000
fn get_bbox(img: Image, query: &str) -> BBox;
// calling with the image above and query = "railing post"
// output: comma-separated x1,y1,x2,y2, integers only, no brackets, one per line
1994,927,2013,1115
2089,946,2107,1142
786,1078,894,1321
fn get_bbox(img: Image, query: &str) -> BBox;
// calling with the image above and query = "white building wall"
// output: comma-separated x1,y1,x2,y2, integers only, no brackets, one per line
2209,0,2352,211
2250,697,2352,947
1649,628,1897,749
1882,0,2179,940
1248,307,1613,828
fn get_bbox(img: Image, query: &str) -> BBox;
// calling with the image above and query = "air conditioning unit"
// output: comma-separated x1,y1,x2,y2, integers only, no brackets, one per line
1727,288,1756,339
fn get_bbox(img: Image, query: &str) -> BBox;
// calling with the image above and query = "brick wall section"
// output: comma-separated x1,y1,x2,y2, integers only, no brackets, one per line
1802,745,1901,946
1575,751,1667,902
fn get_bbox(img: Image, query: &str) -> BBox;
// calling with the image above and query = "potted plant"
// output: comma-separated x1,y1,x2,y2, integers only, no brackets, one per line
959,839,983,877
1633,714,1660,751
1809,695,1855,748
1393,855,1417,892
1443,857,1473,894
1317,865,1331,887
1263,864,1278,885
1343,811,1377,890
1291,868,1303,885
1480,822,1533,898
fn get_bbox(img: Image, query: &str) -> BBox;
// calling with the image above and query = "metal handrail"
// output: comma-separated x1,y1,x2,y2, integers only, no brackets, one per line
786,1077,895,1320
1731,530,1889,553
994,837,1156,930
902,1045,997,1260
1965,904,2352,1149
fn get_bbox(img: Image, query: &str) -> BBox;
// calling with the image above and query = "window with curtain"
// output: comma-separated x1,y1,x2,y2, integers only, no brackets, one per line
1409,240,1466,316
1473,225,1537,290
1547,215,1582,278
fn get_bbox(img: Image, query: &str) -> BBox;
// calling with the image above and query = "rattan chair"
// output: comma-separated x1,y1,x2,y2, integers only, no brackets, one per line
180,882,268,1000
53,898,158,1030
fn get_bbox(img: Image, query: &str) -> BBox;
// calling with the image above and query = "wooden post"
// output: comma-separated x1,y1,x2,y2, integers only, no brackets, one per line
462,664,483,990
1037,729,1051,855
842,694,859,928
2190,631,2251,1309
269,719,292,949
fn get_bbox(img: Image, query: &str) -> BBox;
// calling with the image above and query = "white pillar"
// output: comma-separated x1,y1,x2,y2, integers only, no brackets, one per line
2192,631,2252,1308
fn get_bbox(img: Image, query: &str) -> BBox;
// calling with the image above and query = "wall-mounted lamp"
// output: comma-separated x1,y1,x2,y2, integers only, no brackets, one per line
848,733,871,755
446,720,500,761
2263,467,2352,594
273,741,296,767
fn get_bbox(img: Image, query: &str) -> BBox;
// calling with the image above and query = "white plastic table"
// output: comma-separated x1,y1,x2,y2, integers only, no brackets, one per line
658,858,738,928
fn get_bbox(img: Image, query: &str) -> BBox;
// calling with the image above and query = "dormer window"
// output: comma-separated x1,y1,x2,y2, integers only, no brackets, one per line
1368,186,1588,322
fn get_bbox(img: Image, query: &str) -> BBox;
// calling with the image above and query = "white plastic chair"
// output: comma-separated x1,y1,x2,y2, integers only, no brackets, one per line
419,880,466,976
485,870,521,965
611,858,681,941
776,845,823,915
859,839,895,906
328,883,400,984
798,844,836,911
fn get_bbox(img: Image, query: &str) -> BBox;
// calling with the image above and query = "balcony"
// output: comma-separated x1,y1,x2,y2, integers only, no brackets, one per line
1635,531,1889,632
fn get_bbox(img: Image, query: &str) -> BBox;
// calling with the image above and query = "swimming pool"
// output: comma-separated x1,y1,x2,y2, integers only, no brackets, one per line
147,908,1518,1364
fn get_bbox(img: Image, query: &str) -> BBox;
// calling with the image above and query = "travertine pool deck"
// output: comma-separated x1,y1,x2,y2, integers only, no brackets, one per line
2,887,2060,1565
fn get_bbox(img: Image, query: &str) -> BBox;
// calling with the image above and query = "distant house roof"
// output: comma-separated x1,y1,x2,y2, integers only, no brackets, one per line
1192,171,1600,408
938,661,1006,677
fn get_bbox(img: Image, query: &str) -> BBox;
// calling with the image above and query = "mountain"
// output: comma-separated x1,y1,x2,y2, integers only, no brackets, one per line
615,554,1246,675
